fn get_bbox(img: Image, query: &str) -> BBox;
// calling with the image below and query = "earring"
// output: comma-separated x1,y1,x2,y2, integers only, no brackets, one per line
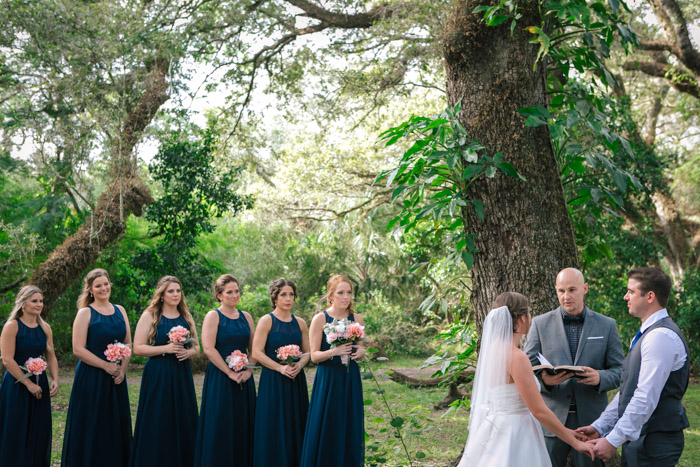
160,297,163,303
89,292,93,299
329,300,333,304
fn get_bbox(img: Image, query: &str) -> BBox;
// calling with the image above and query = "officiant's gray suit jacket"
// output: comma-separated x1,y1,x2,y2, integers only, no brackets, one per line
524,306,624,437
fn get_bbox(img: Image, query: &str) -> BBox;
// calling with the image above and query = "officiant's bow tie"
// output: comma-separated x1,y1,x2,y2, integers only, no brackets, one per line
562,313,584,324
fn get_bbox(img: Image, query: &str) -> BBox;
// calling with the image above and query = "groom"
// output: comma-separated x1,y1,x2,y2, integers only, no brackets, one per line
525,268,624,467
577,267,689,466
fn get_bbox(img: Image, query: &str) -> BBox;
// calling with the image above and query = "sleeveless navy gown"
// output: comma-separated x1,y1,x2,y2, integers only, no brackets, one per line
253,313,309,467
194,309,256,467
300,311,365,467
129,315,199,467
0,319,52,466
61,305,132,467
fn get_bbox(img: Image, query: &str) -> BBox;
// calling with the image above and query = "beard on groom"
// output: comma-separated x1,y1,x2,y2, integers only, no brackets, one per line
524,268,625,466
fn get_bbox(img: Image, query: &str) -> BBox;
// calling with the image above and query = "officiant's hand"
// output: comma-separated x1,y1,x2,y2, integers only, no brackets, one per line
575,425,600,440
542,371,573,386
576,366,600,386
588,437,617,461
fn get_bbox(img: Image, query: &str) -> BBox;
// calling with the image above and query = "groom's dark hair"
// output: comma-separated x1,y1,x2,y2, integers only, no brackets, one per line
493,292,529,332
628,267,672,308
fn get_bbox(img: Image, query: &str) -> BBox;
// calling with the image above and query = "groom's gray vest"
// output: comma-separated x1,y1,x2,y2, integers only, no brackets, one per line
618,317,689,435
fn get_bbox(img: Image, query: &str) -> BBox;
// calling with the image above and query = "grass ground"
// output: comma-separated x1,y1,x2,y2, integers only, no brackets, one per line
47,358,700,466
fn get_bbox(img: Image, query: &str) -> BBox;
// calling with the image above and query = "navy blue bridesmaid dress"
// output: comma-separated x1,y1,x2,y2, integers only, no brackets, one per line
129,315,199,467
300,311,364,467
0,319,52,467
253,313,309,467
194,309,256,467
61,305,132,467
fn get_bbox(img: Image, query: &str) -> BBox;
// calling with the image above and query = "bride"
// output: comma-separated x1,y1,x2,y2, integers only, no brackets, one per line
458,292,594,466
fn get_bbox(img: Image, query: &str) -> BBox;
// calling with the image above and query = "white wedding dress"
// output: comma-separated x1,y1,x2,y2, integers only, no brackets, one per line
457,306,551,467
457,380,551,467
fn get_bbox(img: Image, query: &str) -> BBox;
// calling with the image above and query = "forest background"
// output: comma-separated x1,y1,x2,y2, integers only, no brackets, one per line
1,0,700,445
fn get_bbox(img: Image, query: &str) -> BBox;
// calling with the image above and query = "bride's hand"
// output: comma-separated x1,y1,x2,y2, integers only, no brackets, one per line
574,439,595,461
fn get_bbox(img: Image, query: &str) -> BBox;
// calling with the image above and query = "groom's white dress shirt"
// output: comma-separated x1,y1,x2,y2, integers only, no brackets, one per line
591,309,686,448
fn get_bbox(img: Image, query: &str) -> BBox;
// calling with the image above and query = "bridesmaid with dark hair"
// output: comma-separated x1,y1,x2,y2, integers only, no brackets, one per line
253,279,310,467
194,274,257,467
300,275,366,467
62,268,133,467
0,285,59,467
129,275,200,467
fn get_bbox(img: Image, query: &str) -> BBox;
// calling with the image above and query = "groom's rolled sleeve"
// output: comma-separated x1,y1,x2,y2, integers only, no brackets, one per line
595,323,624,393
601,329,682,448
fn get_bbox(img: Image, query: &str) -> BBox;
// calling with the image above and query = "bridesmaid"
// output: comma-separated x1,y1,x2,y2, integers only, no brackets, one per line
253,279,310,467
300,275,366,467
61,268,133,467
194,274,256,467
0,286,59,466
129,275,199,467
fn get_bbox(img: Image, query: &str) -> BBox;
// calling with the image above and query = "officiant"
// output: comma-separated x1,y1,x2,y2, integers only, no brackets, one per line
524,268,624,466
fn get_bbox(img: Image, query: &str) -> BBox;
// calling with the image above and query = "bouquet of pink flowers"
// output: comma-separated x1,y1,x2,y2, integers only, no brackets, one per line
226,350,249,372
323,318,365,367
167,325,196,345
104,342,132,365
15,356,47,384
276,344,302,365
226,350,249,389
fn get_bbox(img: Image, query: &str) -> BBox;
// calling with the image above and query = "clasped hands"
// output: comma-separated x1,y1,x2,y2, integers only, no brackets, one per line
573,426,617,462
332,343,366,361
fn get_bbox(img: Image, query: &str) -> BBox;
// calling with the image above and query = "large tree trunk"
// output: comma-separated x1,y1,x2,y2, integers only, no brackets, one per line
29,178,153,313
29,57,169,315
444,1,579,329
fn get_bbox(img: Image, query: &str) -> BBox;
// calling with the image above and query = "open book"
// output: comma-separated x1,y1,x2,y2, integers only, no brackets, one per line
532,353,585,376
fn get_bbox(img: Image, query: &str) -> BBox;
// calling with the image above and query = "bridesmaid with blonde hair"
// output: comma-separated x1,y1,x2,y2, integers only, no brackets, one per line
0,285,59,467
62,268,133,467
130,275,199,467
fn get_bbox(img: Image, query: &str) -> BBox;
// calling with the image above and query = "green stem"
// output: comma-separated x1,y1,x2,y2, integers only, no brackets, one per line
365,363,414,466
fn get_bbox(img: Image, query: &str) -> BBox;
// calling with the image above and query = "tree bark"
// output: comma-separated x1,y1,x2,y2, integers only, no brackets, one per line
29,178,153,314
443,1,579,330
28,57,169,315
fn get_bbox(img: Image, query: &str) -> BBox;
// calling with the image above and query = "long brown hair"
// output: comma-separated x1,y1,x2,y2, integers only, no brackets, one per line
321,275,356,315
76,268,110,309
144,276,197,345
7,285,52,342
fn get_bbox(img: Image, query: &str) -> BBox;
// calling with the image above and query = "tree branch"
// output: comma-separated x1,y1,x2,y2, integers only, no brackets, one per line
286,0,413,29
622,60,699,98
652,0,700,75
644,83,669,146
0,275,27,294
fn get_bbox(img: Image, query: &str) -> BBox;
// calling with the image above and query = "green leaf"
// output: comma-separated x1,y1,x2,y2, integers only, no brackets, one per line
496,162,526,181
613,170,628,193
416,452,427,459
473,200,485,220
390,417,405,428
485,166,496,178
524,116,546,127
487,15,509,26
461,251,474,269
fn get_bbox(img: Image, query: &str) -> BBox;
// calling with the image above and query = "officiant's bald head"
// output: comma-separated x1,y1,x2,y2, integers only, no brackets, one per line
555,268,588,316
